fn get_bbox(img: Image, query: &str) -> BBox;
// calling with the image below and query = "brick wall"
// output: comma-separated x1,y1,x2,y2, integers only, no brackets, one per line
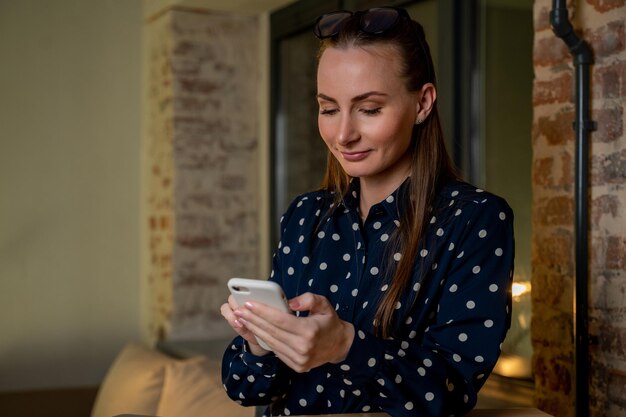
144,8,259,341
531,0,626,416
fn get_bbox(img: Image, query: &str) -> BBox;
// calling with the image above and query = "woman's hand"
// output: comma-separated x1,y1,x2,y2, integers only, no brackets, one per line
233,292,355,373
220,295,270,356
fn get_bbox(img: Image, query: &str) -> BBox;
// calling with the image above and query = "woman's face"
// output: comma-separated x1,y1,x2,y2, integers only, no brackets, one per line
317,44,420,188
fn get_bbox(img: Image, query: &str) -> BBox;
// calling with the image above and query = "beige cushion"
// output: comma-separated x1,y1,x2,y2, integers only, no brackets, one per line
92,341,254,417
157,356,254,417
91,342,172,417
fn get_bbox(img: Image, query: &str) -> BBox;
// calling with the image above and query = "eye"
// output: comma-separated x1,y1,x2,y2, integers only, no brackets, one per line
320,108,338,116
361,107,382,115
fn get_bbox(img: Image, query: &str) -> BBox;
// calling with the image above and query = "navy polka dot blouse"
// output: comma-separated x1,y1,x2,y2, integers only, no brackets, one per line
222,178,515,417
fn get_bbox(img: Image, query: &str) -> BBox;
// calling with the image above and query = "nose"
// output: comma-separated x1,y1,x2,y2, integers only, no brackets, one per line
336,113,359,146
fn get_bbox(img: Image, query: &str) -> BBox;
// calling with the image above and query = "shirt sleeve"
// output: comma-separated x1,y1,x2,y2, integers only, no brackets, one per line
221,197,302,406
221,336,292,406
327,196,515,416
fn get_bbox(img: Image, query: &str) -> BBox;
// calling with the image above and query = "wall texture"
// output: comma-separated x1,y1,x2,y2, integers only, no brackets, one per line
0,0,142,390
144,8,260,342
531,0,626,415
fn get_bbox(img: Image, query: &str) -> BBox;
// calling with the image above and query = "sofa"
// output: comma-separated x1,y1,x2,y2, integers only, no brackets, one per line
90,339,253,417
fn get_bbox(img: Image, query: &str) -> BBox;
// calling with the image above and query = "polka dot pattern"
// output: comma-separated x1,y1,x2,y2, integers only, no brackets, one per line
223,179,515,417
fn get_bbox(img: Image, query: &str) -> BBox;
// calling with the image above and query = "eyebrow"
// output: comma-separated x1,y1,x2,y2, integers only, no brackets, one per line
316,91,389,103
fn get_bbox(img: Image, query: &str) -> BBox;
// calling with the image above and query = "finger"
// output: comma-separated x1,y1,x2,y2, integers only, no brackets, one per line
234,306,306,352
227,296,253,330
228,294,240,309
235,302,321,365
221,303,258,341
237,310,330,373
274,350,311,374
220,303,246,332
235,305,298,341
289,292,333,315
220,302,239,326
236,300,320,367
237,314,306,368
242,301,299,332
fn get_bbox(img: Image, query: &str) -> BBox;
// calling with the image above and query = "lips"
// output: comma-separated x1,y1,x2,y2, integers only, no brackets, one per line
340,150,371,162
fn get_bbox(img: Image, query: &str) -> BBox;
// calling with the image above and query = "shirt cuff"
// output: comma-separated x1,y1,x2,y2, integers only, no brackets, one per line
241,339,280,374
331,328,386,385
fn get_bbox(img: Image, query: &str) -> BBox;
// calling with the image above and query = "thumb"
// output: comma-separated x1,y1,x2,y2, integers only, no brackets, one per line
289,292,333,314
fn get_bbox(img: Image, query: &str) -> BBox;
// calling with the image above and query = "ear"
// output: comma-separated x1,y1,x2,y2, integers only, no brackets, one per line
414,83,437,124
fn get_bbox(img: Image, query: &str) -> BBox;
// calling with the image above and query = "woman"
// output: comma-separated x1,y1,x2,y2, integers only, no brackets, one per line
221,7,514,417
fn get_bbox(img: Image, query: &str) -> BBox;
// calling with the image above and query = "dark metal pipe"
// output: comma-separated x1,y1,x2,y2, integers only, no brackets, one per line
549,1,596,416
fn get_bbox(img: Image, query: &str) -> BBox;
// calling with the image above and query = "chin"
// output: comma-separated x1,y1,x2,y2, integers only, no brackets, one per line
338,165,371,179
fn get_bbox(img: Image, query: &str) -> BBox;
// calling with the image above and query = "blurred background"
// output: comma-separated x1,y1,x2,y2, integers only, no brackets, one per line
0,0,550,414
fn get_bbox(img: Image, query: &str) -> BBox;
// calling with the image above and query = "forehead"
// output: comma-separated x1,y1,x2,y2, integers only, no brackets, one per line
317,44,405,91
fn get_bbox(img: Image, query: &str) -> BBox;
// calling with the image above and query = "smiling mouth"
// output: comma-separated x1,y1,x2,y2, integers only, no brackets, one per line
340,150,371,162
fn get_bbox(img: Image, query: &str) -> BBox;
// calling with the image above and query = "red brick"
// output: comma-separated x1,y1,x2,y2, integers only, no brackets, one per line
536,195,575,226
560,151,574,190
590,272,626,314
534,5,551,33
592,106,624,143
595,321,626,358
532,268,574,310
178,78,218,94
585,20,626,59
589,236,608,272
591,149,626,185
594,61,626,99
533,152,574,190
608,370,626,408
531,268,572,304
585,0,626,13
532,230,574,275
533,3,626,415
173,40,200,56
535,397,574,417
534,72,574,105
535,110,576,145
588,356,610,414
533,350,573,394
534,157,555,187
591,194,621,227
534,35,570,67
606,236,626,269
532,312,573,349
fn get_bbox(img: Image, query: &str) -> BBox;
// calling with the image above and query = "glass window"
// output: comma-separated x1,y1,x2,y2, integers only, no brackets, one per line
479,0,534,379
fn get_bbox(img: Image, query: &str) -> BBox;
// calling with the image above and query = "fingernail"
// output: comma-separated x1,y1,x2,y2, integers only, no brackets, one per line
244,302,255,310
234,319,242,328
289,300,300,309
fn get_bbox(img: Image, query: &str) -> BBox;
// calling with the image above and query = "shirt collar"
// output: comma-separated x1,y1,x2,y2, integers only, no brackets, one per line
342,177,410,222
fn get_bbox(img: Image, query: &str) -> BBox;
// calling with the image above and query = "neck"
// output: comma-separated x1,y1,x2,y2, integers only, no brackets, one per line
359,173,409,221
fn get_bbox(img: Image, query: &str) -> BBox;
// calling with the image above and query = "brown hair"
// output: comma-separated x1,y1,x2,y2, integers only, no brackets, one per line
317,12,457,338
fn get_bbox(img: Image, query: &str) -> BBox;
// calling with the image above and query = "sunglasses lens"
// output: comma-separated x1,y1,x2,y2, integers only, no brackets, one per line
361,8,400,34
314,11,352,38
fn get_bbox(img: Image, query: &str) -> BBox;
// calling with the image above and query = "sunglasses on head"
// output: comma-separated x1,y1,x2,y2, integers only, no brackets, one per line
313,7,432,83
313,7,410,39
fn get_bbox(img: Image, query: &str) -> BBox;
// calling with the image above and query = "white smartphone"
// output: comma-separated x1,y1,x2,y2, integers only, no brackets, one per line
227,277,292,351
